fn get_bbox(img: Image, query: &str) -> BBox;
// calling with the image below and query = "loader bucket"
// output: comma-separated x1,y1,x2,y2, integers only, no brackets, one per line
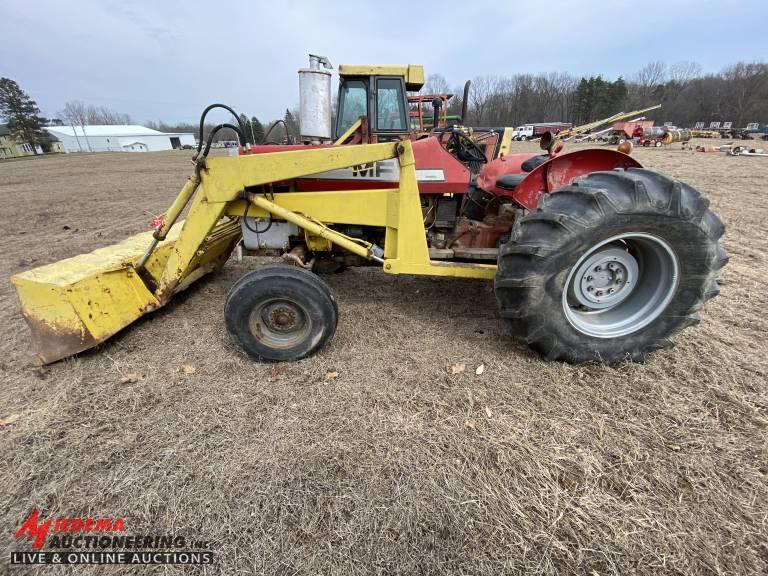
11,220,240,364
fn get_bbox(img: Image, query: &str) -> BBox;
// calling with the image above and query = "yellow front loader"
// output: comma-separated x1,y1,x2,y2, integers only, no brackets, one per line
12,141,494,364
11,65,726,365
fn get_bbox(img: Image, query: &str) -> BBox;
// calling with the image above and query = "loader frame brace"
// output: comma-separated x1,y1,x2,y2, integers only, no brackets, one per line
167,140,496,290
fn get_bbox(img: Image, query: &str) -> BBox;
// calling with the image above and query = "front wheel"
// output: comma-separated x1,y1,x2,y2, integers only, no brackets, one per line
225,264,338,361
495,168,727,363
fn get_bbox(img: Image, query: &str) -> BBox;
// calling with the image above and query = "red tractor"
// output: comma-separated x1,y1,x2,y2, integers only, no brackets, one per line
219,59,726,363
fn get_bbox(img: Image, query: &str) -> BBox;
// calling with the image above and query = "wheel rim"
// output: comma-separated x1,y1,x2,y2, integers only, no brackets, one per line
562,233,679,338
248,298,312,349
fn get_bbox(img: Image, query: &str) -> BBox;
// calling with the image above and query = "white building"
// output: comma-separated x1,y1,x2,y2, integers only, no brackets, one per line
44,125,196,153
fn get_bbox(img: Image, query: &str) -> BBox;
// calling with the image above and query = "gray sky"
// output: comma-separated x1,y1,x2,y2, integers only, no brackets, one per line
2,0,766,125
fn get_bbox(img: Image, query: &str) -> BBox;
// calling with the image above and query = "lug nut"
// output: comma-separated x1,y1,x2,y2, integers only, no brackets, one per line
596,290,603,297
609,288,615,294
595,266,602,272
587,286,594,292
587,275,593,281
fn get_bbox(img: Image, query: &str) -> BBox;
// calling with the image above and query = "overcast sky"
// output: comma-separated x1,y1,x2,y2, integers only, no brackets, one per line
1,0,766,125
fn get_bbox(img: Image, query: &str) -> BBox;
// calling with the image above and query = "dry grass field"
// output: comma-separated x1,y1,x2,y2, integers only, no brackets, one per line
1,142,766,575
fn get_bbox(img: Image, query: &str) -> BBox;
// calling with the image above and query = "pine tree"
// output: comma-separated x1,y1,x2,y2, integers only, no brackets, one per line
238,113,252,144
250,116,265,144
0,78,48,154
283,109,299,143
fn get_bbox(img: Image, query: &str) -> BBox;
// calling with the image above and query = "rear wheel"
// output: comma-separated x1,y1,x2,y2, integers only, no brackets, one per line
225,264,337,361
495,168,727,363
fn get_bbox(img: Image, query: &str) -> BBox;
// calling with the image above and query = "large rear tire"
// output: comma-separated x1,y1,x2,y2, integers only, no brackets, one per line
495,168,727,364
225,264,338,361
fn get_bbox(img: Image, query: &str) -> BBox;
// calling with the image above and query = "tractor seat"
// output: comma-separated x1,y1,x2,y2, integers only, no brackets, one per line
495,173,526,191
521,154,549,172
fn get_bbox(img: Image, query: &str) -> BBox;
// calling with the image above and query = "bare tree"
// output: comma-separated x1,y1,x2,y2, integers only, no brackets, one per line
720,62,768,125
629,61,667,108
424,73,450,95
468,75,500,125
60,101,88,127
84,105,132,125
60,101,91,151
634,61,667,88
669,61,703,85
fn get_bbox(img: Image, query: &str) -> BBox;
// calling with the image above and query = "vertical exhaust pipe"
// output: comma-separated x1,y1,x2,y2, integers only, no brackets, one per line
461,80,471,125
432,97,442,130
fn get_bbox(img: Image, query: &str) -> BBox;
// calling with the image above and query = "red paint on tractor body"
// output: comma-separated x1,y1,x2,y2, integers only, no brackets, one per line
478,149,642,210
242,139,642,211
243,137,470,194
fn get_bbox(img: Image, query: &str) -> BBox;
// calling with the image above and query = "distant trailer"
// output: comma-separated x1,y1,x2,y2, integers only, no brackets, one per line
513,122,572,141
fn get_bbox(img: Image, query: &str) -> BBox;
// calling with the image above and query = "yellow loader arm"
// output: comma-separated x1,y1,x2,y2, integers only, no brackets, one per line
14,141,484,364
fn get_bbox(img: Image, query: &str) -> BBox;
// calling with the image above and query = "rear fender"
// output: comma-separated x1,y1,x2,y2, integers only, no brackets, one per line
479,149,642,210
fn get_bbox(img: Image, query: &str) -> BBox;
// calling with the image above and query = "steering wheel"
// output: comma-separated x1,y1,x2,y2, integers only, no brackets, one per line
446,129,487,164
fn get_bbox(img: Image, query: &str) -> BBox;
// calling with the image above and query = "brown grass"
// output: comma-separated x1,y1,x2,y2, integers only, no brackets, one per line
0,143,766,575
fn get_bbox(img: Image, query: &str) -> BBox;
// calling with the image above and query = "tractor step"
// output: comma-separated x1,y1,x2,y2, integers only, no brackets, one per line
453,247,498,261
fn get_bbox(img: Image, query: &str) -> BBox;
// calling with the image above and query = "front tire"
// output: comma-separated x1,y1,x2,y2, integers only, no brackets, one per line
495,168,727,363
225,264,338,361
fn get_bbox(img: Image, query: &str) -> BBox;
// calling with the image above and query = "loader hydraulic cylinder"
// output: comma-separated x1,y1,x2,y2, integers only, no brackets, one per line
247,192,382,262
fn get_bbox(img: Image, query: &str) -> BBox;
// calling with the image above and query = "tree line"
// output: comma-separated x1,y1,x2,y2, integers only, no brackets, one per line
2,60,766,156
59,100,133,127
430,60,768,128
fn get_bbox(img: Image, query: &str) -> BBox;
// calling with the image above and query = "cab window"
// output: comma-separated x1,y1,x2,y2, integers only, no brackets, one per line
376,78,406,131
337,80,368,136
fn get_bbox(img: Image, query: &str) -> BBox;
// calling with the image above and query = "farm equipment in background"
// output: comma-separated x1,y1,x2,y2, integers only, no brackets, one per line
408,93,460,132
629,126,692,148
635,126,666,147
702,121,756,140
10,56,727,366
661,128,692,145
609,120,654,144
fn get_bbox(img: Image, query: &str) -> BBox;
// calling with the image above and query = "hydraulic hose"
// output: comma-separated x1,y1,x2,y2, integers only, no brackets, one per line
195,103,248,157
202,123,246,157
263,120,292,144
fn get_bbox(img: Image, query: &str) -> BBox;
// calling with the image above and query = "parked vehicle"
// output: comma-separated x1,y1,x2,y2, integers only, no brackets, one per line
513,123,571,141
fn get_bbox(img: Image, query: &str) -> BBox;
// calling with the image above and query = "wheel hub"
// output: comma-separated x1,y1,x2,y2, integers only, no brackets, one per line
248,297,312,349
572,247,638,309
562,233,679,338
263,303,303,333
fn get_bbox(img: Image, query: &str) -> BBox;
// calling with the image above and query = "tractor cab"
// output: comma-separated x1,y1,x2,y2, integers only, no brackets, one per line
335,64,425,142
333,63,505,165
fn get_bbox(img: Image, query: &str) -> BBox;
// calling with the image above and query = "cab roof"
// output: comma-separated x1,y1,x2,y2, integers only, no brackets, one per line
338,64,425,91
